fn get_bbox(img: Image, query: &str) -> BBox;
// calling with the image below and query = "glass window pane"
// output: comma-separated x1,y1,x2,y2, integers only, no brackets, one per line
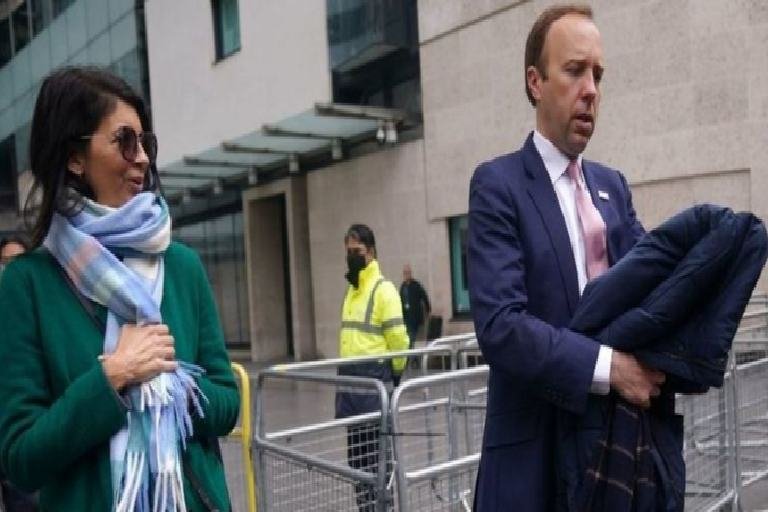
12,1,32,54
173,207,250,348
85,0,109,39
220,0,240,55
65,0,87,55
327,0,421,114
52,0,75,17
0,18,12,68
0,134,18,212
449,215,470,314
30,0,51,35
212,0,240,60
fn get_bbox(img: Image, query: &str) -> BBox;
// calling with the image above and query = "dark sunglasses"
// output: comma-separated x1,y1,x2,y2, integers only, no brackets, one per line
81,126,158,164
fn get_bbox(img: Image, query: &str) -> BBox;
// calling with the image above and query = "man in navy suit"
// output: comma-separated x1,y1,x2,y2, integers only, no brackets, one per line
468,5,667,510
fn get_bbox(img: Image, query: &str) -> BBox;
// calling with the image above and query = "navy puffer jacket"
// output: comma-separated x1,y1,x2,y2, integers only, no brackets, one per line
560,204,768,512
573,204,768,392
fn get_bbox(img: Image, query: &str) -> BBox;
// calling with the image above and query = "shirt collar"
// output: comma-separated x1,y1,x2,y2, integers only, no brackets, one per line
532,130,584,185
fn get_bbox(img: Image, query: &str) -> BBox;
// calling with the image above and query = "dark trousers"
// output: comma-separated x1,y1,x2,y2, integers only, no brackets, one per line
347,422,381,512
405,322,419,350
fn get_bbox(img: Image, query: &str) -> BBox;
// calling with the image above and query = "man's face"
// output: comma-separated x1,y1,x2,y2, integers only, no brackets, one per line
527,14,604,158
345,238,374,265
403,265,412,281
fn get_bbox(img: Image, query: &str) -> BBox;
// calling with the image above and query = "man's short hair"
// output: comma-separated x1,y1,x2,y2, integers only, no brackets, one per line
345,224,377,255
524,3,594,106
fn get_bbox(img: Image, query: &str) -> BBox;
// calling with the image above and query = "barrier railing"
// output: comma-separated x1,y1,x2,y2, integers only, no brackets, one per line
271,346,455,375
390,366,488,511
425,334,480,371
253,369,391,511
222,362,258,512
678,362,739,511
248,327,768,511
735,309,768,338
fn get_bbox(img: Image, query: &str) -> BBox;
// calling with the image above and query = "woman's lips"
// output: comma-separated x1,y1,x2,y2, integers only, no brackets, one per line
127,176,144,193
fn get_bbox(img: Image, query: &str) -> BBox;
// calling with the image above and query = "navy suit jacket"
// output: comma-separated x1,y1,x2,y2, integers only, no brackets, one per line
467,133,644,511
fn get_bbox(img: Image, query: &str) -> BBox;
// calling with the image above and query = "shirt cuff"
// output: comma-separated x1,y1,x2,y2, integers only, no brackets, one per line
590,345,613,395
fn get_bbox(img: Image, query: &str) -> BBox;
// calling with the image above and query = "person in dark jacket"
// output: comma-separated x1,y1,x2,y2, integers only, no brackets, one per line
562,204,768,511
399,264,431,349
0,238,36,512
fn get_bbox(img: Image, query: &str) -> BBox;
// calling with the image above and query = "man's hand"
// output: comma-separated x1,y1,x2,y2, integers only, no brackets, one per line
610,351,665,408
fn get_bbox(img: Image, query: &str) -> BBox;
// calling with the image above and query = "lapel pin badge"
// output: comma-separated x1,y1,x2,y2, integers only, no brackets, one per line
598,190,610,201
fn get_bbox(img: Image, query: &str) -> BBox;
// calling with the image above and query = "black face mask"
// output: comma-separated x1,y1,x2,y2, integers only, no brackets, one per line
346,252,367,288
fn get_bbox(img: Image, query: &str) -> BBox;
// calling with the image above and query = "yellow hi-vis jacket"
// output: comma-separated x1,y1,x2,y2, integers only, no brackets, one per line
340,260,409,374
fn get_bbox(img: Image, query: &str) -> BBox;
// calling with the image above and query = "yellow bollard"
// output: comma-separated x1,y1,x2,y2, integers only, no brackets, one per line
227,362,257,512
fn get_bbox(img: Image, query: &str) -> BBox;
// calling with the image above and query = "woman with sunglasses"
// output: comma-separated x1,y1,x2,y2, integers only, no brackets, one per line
0,67,239,511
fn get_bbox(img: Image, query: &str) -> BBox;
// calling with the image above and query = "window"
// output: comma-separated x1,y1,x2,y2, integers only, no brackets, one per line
0,17,11,67
51,0,75,17
0,135,18,212
211,0,240,61
449,215,470,315
174,207,250,349
11,1,31,54
30,0,51,36
327,0,421,115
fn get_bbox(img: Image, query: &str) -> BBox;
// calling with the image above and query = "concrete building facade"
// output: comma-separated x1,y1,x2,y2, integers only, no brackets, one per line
3,0,764,362
143,0,768,362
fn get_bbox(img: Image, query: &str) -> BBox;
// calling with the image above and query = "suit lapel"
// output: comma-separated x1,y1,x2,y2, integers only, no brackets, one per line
522,135,580,316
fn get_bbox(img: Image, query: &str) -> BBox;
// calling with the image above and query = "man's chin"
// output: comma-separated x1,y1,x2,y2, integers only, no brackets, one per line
567,133,592,156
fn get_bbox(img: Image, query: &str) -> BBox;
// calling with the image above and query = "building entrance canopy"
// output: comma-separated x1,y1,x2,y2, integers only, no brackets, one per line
159,103,413,217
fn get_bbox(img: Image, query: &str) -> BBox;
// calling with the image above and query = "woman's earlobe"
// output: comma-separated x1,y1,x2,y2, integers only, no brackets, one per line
67,158,85,177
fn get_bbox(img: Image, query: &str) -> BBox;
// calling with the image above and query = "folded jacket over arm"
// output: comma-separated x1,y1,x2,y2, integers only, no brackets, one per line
560,204,768,511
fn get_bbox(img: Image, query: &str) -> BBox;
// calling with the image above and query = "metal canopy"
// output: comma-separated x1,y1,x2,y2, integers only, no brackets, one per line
160,103,413,215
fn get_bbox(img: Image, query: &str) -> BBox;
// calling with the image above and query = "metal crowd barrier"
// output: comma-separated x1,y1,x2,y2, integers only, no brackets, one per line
253,369,391,511
425,334,481,370
248,323,768,511
732,357,768,488
391,366,489,512
273,345,460,379
735,308,768,339
222,362,258,512
679,354,768,511
678,362,740,511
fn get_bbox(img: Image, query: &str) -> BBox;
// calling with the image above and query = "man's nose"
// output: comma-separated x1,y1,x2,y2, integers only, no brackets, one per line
582,71,598,99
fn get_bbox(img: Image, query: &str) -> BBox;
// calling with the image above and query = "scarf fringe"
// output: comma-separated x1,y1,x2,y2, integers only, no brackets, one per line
112,363,206,512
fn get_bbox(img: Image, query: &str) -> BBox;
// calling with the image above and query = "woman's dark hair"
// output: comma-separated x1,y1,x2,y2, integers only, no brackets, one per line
344,224,377,257
25,66,161,247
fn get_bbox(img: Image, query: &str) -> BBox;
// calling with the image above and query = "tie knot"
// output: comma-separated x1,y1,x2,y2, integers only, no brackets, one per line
566,160,581,182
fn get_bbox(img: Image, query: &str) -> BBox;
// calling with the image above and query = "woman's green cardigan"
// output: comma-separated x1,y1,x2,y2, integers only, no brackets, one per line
0,242,240,511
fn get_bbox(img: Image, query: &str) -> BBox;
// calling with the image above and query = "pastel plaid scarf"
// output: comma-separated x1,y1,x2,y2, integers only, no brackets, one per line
44,192,205,512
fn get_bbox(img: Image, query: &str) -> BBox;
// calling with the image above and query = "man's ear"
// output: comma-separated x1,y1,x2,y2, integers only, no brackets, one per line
526,65,544,103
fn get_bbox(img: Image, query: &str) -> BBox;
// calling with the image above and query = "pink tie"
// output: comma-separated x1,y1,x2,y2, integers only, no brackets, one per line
567,160,608,280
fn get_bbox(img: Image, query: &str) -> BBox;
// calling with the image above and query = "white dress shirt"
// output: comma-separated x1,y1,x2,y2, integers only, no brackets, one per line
532,130,612,395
